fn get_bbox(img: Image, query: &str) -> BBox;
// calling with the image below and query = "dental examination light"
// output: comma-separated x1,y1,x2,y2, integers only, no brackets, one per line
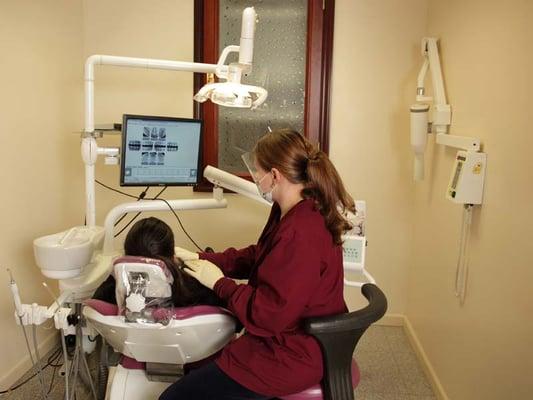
83,6,266,227
193,8,267,109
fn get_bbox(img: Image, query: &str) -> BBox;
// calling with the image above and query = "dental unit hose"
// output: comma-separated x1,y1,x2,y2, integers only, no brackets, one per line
32,324,49,399
455,204,473,305
43,282,69,400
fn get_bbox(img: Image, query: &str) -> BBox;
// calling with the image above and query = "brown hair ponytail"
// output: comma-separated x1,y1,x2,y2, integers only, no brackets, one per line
254,129,355,245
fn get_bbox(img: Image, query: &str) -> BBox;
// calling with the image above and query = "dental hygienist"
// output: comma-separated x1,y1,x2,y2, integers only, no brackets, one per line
159,129,355,400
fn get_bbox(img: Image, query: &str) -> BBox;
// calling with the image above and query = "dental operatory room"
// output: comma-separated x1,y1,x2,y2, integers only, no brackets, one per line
1,1,532,399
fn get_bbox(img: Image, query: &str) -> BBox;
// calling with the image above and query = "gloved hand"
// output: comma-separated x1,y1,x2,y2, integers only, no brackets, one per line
183,259,224,290
174,246,199,261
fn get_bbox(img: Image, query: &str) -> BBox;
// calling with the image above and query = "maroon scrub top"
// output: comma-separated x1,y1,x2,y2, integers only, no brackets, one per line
200,199,347,397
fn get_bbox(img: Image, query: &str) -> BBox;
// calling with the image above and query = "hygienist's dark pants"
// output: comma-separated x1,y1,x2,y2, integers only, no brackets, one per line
158,361,274,400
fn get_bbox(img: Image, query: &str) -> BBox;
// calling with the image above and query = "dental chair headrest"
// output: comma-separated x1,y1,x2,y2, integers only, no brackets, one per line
113,256,172,278
113,255,174,320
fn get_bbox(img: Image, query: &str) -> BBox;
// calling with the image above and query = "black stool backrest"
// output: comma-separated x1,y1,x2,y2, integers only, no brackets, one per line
303,284,388,400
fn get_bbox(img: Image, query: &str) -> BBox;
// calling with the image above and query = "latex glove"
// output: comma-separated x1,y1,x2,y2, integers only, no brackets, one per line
183,259,224,290
174,246,199,261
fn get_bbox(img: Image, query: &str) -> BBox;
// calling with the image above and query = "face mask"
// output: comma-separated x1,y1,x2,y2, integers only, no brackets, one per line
256,172,275,204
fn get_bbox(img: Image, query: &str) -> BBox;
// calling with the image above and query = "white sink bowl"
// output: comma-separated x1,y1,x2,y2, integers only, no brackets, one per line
34,226,104,279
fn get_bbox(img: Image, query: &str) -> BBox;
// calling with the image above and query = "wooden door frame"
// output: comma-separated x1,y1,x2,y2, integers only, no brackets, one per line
193,0,335,190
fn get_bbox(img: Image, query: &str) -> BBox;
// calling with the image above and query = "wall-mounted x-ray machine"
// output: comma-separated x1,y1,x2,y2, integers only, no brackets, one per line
410,37,487,305
410,37,486,189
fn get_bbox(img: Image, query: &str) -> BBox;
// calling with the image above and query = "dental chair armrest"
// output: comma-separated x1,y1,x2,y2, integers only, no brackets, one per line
302,284,387,400
303,284,387,335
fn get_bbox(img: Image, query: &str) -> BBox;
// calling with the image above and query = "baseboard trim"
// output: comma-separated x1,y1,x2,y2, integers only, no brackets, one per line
375,313,405,326
379,313,449,400
0,331,59,390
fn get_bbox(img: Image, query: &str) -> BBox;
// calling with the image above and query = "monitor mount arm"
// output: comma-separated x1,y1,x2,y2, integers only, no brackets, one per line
82,7,265,226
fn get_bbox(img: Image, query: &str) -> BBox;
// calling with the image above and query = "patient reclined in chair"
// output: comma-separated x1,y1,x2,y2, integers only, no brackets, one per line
84,255,237,400
92,217,223,310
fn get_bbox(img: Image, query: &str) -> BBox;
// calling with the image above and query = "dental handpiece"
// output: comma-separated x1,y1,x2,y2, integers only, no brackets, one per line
7,268,24,317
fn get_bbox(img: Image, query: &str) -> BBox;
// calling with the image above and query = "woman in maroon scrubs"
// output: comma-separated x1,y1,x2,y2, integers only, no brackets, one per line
159,129,355,400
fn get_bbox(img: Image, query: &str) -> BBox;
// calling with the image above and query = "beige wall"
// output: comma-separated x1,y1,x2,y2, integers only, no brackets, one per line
407,0,533,399
0,0,84,386
331,0,428,311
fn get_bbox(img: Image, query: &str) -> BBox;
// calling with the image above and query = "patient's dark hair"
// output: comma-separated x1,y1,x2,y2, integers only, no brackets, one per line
124,217,221,307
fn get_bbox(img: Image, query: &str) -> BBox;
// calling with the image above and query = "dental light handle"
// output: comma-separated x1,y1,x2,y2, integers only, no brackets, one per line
239,7,257,66
410,104,430,180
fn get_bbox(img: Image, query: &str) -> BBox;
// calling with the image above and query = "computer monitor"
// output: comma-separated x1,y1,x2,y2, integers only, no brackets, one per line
120,114,202,186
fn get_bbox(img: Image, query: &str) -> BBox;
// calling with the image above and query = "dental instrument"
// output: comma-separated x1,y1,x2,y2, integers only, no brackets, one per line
7,269,49,400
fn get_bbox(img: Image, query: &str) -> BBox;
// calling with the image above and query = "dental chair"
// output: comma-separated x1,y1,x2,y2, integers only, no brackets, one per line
83,257,387,400
83,256,237,399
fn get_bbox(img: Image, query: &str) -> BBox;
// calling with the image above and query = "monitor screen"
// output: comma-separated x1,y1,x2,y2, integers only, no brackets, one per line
120,114,202,186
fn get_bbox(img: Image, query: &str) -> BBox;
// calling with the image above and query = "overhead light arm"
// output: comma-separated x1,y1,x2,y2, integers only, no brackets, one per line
82,7,268,226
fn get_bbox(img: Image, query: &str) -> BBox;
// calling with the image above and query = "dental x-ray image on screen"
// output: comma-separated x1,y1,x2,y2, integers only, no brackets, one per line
120,114,202,186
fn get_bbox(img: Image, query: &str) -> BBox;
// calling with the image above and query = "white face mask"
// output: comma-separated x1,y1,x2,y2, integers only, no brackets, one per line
256,172,275,204
241,152,275,203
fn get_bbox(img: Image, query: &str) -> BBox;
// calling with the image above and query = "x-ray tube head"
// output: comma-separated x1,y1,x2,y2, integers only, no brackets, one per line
410,103,430,180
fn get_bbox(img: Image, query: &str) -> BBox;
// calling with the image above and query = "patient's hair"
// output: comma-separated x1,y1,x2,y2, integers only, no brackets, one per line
253,128,355,245
124,217,221,307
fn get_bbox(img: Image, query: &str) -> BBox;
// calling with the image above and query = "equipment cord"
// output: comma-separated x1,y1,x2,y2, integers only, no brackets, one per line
95,180,203,251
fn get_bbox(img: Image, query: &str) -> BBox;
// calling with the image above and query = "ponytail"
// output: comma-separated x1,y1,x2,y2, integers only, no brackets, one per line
254,129,355,245
302,148,355,245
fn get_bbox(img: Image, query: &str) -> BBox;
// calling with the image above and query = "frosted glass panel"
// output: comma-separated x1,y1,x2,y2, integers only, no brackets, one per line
218,0,307,173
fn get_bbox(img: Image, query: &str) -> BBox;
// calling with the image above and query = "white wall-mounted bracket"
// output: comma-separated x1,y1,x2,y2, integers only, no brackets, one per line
436,133,481,152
